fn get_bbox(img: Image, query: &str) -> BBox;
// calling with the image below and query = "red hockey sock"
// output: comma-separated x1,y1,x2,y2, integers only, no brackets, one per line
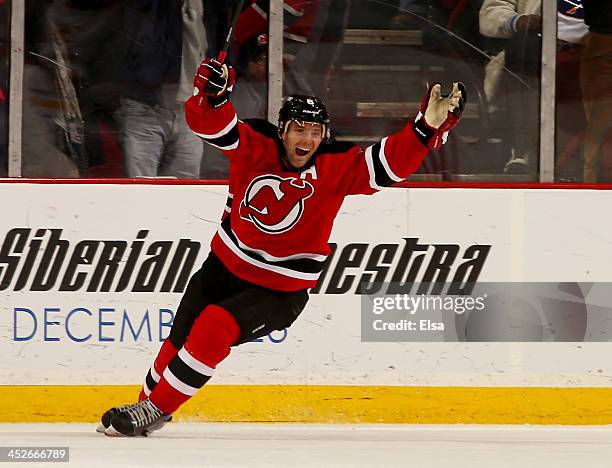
139,339,179,401
149,305,241,414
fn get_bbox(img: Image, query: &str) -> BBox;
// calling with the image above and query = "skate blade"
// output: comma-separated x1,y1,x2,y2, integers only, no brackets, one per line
104,424,128,437
104,424,151,438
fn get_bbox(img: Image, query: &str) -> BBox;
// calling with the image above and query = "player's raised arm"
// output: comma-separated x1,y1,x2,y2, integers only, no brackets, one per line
184,58,241,156
341,82,467,195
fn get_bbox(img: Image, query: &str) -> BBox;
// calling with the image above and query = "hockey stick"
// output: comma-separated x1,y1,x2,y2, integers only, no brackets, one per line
217,0,247,64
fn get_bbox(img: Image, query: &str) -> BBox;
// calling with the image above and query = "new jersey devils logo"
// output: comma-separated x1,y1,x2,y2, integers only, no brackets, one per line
239,175,314,234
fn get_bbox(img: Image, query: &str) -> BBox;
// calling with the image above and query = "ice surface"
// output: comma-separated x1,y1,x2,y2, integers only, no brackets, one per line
1,423,612,467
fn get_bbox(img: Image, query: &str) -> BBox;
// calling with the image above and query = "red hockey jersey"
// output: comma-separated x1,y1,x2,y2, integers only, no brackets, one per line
185,97,429,292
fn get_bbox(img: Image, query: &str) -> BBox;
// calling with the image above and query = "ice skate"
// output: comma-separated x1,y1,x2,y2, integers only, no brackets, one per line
96,403,137,433
105,399,172,437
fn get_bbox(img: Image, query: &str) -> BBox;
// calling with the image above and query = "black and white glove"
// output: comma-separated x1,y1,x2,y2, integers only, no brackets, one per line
193,58,236,108
413,82,466,150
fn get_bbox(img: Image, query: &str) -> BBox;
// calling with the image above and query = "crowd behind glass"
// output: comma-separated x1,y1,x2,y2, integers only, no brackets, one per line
0,0,609,183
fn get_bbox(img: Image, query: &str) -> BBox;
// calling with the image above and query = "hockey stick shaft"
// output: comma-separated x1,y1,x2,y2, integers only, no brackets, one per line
217,0,247,64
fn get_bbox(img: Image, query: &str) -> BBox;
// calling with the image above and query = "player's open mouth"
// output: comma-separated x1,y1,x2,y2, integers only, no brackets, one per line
295,147,310,157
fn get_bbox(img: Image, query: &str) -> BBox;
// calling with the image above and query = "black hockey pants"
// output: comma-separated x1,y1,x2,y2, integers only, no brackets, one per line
167,252,309,348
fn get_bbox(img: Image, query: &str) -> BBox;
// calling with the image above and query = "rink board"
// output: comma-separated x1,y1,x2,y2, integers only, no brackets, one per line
2,385,612,425
0,183,611,423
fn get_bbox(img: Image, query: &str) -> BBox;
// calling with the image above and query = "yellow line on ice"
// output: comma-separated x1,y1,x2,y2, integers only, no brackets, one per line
2,385,612,424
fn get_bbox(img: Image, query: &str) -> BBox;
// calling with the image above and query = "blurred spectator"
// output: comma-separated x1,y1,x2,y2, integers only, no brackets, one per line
480,0,541,175
20,0,124,178
54,0,124,178
233,0,318,95
580,0,612,183
234,33,268,118
22,0,84,177
119,0,206,178
232,0,348,98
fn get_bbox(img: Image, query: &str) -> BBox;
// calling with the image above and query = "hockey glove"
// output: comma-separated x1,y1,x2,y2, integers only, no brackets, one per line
193,58,236,108
413,82,466,150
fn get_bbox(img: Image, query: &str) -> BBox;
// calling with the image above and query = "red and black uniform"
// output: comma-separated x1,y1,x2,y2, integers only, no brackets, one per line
233,0,317,49
99,60,464,435
139,96,429,416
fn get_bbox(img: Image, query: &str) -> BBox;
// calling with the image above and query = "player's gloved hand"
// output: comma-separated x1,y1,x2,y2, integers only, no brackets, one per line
193,58,236,108
413,82,466,150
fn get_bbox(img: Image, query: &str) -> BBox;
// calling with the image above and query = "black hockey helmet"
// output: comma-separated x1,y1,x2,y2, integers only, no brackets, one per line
278,95,330,140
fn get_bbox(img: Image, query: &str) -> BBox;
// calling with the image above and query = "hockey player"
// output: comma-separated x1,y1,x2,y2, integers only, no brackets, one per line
99,58,466,437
